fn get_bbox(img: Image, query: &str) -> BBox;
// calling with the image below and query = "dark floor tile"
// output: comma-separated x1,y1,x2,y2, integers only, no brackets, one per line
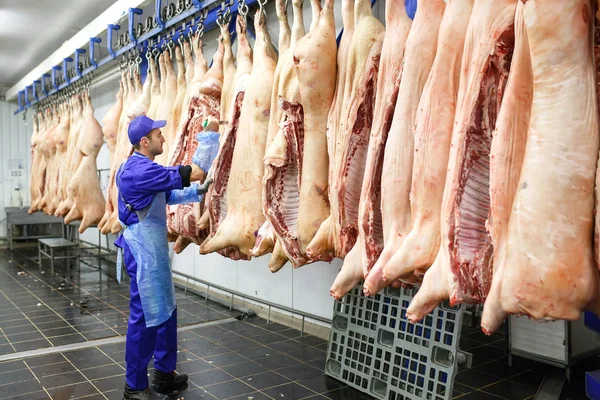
0,379,44,398
90,375,124,393
454,390,506,399
455,368,502,389
470,346,507,367
6,390,50,400
103,389,125,400
453,382,474,396
256,353,302,370
474,360,525,380
276,363,324,381
248,332,292,346
227,392,272,400
308,358,326,371
12,338,52,352
297,374,347,394
508,370,545,390
0,368,35,385
43,326,78,338
30,361,76,378
460,337,485,351
268,339,312,354
0,359,27,374
204,379,255,398
203,352,249,367
463,330,506,345
188,368,235,387
7,330,45,343
175,357,213,372
262,322,294,333
80,363,125,380
63,347,113,369
83,328,119,340
229,343,273,360
2,323,38,335
296,336,326,347
480,380,537,399
288,348,326,363
222,360,268,378
177,350,199,363
560,382,586,400
39,370,87,389
263,382,317,399
49,333,87,346
33,320,71,330
96,343,125,357
243,371,291,390
277,329,305,340
47,381,101,399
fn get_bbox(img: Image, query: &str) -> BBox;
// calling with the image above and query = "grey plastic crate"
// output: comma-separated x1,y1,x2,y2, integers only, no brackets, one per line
326,285,465,400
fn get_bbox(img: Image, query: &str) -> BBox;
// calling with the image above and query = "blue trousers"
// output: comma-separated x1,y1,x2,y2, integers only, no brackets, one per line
123,242,178,390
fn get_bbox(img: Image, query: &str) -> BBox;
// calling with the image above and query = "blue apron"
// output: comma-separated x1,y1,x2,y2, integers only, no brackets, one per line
116,176,176,328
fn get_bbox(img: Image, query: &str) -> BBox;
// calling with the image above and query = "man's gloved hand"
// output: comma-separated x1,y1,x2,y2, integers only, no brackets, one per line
192,131,220,173
197,178,213,195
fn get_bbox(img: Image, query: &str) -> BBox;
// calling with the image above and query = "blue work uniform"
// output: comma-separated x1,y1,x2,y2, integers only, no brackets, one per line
114,151,202,391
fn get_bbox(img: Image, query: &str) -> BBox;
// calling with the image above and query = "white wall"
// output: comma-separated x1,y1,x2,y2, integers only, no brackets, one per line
0,101,33,238
6,0,390,320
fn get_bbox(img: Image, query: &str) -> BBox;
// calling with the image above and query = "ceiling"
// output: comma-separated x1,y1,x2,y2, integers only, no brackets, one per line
0,0,116,90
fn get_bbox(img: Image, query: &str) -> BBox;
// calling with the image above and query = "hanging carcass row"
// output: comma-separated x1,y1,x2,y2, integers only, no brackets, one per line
166,38,224,246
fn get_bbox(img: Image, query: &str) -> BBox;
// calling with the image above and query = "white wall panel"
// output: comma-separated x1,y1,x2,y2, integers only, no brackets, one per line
6,0,398,320
0,101,32,237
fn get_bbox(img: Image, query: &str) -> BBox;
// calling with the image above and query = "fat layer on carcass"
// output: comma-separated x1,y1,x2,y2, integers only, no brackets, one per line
260,0,307,272
406,0,517,322
251,0,292,259
330,0,413,301
362,0,446,297
166,41,224,244
65,92,106,232
201,15,253,261
294,0,338,263
306,0,384,261
200,10,277,258
478,0,600,333
380,0,474,284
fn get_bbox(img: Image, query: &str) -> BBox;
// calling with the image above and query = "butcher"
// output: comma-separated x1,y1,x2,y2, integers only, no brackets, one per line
114,115,215,400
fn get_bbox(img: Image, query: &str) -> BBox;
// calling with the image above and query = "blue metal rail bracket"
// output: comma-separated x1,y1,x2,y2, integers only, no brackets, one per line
107,24,121,58
41,74,50,96
52,66,61,90
155,0,166,29
129,8,143,45
89,37,102,68
14,0,261,114
33,80,41,101
75,49,86,77
63,57,73,84
24,86,32,107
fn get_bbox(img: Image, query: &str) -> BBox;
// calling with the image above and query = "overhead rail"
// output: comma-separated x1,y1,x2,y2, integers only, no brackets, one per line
14,0,266,115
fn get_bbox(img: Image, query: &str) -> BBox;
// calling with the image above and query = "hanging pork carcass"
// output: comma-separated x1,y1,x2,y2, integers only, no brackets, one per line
330,0,413,300
166,39,224,246
477,0,600,334
64,91,106,232
251,0,293,258
362,0,447,297
256,0,307,272
306,0,385,261
200,14,254,261
200,9,278,258
406,0,517,321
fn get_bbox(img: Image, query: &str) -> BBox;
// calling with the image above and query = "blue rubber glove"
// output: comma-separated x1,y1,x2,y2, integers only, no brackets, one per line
192,130,220,173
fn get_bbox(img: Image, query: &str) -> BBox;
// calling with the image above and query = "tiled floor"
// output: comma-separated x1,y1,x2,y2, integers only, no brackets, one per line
0,249,240,356
0,248,596,399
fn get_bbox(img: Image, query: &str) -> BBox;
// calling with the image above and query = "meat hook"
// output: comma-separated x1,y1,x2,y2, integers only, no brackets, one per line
238,0,249,18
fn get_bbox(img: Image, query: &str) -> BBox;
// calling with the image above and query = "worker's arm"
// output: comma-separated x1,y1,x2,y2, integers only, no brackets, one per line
166,178,213,205
133,162,196,193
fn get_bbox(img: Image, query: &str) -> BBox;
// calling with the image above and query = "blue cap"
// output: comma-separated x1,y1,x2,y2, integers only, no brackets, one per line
128,115,167,145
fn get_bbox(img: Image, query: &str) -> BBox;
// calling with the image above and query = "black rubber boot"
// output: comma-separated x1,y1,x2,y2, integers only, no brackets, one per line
122,385,169,400
151,370,189,395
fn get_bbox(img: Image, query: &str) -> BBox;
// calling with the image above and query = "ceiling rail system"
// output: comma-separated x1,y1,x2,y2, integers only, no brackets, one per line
13,0,262,115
